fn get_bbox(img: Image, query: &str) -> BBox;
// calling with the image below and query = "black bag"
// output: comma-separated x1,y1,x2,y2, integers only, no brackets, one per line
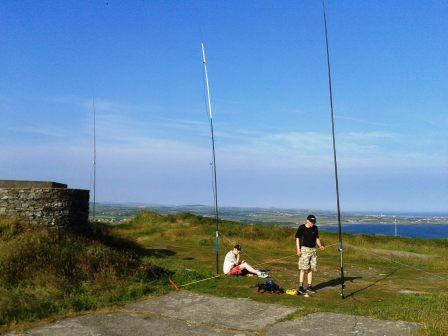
257,280,284,294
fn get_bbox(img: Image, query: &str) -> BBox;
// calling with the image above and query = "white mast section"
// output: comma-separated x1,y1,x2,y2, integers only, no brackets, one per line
201,43,213,120
201,42,220,274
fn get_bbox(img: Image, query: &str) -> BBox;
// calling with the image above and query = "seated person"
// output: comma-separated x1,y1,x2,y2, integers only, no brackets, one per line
223,244,268,278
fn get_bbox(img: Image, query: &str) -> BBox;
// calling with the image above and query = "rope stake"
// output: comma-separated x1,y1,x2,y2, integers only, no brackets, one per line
168,279,180,291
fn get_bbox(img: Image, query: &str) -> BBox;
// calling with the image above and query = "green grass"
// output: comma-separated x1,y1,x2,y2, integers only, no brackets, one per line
1,211,447,335
114,211,448,336
0,217,170,333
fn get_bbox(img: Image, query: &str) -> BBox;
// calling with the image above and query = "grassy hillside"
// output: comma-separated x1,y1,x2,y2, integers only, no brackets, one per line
1,211,447,335
0,217,168,333
113,211,448,336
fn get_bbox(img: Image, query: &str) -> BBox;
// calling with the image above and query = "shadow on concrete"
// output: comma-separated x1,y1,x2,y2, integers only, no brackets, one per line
314,276,362,291
345,268,399,298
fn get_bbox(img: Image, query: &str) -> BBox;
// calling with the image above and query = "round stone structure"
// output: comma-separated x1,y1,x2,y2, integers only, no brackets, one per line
0,180,90,232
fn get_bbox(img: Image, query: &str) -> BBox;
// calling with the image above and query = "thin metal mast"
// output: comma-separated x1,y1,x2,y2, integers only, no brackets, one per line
201,42,220,274
92,96,97,221
322,0,345,298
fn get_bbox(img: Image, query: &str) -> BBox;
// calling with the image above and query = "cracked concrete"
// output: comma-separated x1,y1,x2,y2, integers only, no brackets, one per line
6,291,420,336
24,312,243,336
127,291,296,331
266,312,420,336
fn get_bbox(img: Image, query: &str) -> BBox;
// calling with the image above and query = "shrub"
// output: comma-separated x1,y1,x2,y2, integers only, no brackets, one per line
0,218,168,329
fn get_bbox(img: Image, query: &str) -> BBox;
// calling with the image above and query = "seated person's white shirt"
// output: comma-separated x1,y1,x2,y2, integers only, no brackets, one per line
223,250,237,274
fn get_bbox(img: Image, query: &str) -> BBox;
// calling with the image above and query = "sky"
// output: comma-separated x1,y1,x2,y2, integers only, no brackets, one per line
0,1,447,212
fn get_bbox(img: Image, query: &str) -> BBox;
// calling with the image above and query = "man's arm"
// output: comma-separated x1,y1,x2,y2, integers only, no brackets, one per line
295,226,303,256
316,238,325,250
235,253,240,265
296,237,302,256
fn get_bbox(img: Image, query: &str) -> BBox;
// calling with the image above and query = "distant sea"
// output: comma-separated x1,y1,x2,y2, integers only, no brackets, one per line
320,224,448,239
94,203,448,239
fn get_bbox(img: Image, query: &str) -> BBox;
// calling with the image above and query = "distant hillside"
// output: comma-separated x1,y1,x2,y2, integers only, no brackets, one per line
92,203,448,226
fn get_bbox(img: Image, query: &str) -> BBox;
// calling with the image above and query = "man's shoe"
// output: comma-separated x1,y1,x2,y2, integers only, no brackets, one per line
306,286,316,294
258,272,269,278
298,286,305,293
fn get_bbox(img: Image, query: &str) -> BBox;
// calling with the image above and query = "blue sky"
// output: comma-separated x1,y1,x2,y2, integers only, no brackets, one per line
0,1,447,212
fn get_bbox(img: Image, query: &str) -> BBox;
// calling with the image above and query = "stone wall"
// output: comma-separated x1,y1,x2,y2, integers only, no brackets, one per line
0,183,90,232
0,180,68,189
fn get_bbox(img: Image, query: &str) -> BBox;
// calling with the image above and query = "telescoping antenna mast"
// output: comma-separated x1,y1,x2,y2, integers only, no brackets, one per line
201,42,220,274
92,96,97,221
322,0,345,298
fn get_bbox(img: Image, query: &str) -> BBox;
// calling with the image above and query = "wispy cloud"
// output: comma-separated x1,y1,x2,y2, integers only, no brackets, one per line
335,115,392,128
1,94,446,210
2,95,445,176
5,125,71,138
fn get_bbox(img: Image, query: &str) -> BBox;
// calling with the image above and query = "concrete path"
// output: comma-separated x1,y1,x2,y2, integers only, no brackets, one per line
266,312,420,336
24,312,239,336
127,291,295,331
7,291,419,336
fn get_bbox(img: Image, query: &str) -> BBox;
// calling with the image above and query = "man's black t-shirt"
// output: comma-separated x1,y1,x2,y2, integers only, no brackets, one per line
295,224,319,248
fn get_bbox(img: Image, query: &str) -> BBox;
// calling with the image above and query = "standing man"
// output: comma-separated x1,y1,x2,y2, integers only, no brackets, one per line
296,214,325,293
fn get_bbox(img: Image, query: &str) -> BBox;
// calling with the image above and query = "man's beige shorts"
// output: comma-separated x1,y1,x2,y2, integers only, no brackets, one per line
298,246,317,271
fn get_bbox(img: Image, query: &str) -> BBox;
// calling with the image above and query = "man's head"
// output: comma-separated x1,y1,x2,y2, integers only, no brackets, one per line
306,214,316,226
232,244,241,255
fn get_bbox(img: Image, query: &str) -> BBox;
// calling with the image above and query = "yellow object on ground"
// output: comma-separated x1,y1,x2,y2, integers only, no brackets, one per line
286,289,298,296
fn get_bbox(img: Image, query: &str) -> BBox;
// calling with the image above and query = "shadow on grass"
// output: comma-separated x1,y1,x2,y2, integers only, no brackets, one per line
314,276,362,291
87,221,176,258
141,248,176,258
345,268,399,298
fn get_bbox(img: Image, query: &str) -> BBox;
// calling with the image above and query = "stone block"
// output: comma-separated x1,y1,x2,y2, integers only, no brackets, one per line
0,183,89,232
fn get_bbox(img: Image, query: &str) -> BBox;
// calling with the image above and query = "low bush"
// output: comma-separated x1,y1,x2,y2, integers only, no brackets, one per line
0,218,168,330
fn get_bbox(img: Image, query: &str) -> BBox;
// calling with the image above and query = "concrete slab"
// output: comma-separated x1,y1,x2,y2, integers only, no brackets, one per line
24,312,246,336
127,291,297,331
266,312,420,336
6,293,420,336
